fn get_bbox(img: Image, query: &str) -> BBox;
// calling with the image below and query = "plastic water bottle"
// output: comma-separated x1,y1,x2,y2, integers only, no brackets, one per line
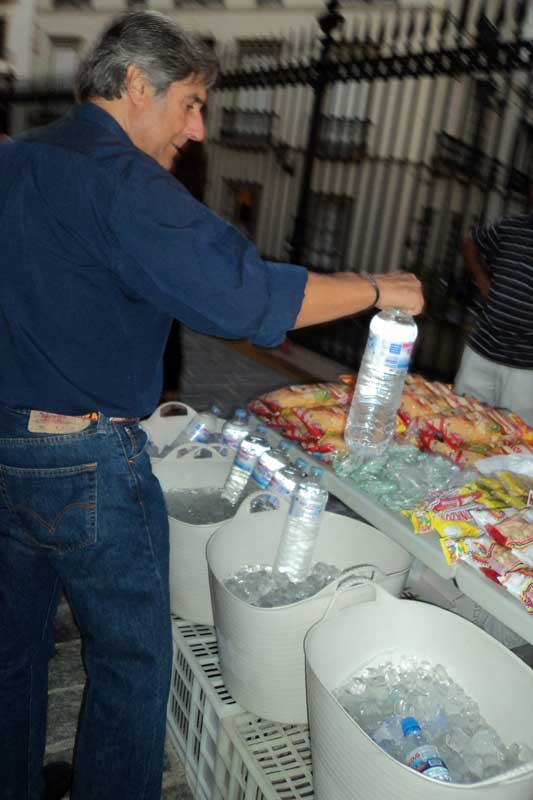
251,440,291,489
401,716,452,783
221,434,270,505
270,462,302,501
177,404,222,445
273,466,329,581
344,310,418,459
222,408,250,450
294,457,309,476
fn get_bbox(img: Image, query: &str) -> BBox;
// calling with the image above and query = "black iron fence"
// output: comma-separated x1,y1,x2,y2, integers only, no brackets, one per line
2,0,533,381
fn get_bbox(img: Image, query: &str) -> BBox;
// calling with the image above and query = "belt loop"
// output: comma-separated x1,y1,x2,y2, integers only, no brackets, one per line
96,412,107,434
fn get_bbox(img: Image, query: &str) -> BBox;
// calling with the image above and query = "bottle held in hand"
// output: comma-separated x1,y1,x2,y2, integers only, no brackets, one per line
344,310,417,459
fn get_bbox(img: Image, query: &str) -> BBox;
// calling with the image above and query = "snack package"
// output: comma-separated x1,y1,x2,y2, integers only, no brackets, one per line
248,398,277,420
292,405,348,437
302,433,348,457
270,410,317,444
499,571,533,613
485,509,533,548
257,382,353,413
413,412,502,449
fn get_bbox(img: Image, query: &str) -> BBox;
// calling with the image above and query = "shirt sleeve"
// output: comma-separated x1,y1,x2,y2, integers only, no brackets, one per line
109,159,308,347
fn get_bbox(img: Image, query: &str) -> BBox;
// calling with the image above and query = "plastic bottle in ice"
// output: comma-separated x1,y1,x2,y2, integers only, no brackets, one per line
221,408,250,451
177,404,222,445
401,716,452,782
251,440,291,489
220,434,270,505
269,462,302,501
344,310,418,459
273,466,329,581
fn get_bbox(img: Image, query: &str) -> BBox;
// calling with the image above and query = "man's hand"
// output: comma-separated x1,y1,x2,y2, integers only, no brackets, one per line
374,272,425,316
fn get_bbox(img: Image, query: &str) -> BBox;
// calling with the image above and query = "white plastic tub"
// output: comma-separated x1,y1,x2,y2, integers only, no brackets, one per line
141,402,197,462
206,505,412,723
153,444,233,625
304,581,533,800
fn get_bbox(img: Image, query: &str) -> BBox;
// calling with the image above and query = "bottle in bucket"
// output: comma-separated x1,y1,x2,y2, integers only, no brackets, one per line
344,309,418,459
269,458,307,501
221,408,251,451
251,435,291,490
401,716,452,782
220,434,270,506
273,465,328,581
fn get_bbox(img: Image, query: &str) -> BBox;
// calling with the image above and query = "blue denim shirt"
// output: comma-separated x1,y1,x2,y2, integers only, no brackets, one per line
0,103,307,418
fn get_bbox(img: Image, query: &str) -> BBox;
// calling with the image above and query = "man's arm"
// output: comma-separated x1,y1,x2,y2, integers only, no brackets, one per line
462,237,491,300
293,271,424,330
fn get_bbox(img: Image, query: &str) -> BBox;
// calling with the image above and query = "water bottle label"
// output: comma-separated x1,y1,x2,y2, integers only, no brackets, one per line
290,495,324,521
234,450,257,473
222,431,244,449
188,422,211,443
251,460,274,488
367,332,414,372
407,746,450,779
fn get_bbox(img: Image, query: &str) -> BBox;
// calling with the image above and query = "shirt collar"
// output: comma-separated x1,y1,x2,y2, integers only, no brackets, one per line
73,102,133,146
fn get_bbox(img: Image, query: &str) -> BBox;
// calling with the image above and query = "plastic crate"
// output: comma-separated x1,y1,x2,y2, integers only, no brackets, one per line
166,617,242,799
213,712,314,800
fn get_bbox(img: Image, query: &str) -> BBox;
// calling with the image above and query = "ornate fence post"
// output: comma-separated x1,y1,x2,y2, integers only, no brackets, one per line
288,0,345,266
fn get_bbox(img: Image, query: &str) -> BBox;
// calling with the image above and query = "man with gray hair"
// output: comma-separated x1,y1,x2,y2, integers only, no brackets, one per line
0,10,422,800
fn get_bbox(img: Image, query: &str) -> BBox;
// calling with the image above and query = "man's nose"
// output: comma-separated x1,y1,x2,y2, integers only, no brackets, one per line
185,111,205,142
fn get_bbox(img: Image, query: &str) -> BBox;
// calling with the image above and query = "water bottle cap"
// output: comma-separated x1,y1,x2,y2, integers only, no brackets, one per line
279,440,292,451
235,408,248,419
401,717,421,737
310,466,324,478
210,405,222,416
256,424,268,435
294,457,308,470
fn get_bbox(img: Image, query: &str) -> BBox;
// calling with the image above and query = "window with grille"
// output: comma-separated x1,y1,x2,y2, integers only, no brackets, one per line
305,193,353,272
236,38,281,114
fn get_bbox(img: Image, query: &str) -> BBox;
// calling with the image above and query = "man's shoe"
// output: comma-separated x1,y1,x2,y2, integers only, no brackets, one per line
43,761,72,800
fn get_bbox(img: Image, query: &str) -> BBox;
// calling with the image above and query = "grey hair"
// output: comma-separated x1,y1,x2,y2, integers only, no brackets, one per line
74,10,219,103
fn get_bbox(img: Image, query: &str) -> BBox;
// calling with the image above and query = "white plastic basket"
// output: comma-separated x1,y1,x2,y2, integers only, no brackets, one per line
213,713,313,800
166,618,242,799
154,444,234,625
304,581,533,800
141,402,197,461
207,503,412,723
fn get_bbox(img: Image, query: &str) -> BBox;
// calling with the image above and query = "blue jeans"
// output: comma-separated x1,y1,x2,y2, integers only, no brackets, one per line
0,405,172,800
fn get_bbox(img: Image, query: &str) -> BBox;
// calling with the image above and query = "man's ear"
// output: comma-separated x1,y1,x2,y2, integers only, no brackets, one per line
124,64,151,107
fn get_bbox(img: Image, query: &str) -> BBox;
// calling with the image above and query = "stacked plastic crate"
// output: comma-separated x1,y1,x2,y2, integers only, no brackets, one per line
167,617,314,800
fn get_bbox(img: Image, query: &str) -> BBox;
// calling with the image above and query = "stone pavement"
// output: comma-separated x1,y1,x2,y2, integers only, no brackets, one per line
45,327,329,800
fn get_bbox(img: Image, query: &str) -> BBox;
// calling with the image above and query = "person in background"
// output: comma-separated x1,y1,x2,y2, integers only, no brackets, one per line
161,141,208,402
455,213,533,425
0,10,423,800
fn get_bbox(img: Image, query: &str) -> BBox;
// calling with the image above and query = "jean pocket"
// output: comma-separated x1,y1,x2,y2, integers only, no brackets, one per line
0,462,97,552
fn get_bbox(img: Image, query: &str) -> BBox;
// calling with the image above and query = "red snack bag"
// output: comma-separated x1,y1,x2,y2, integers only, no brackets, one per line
292,405,348,437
